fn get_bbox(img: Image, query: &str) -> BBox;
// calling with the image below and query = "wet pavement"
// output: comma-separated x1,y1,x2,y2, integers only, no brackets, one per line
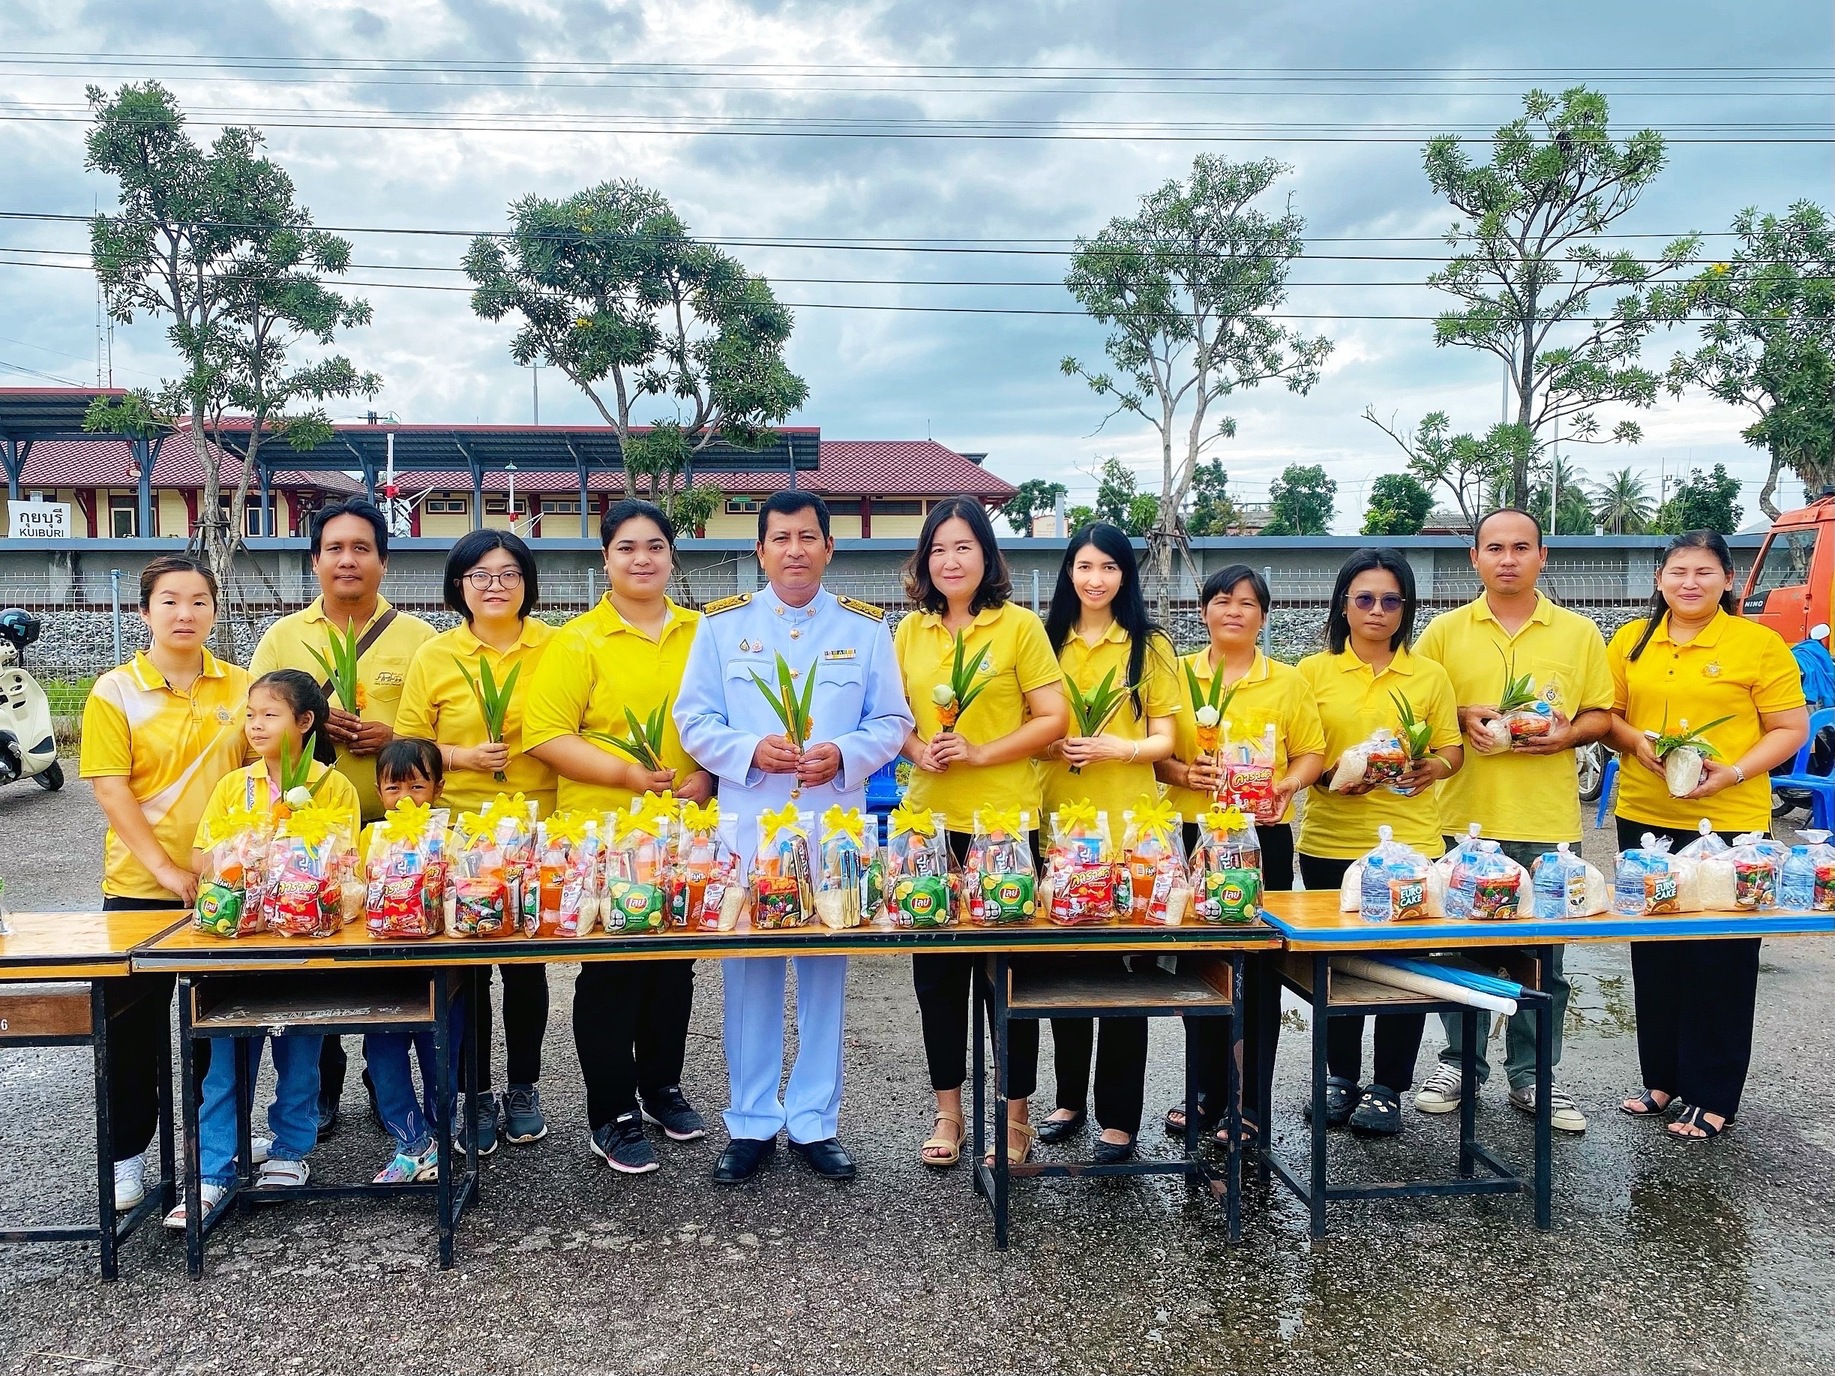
2,783,1832,1375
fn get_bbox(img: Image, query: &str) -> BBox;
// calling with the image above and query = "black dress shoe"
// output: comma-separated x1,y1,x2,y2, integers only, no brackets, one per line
712,1137,776,1184
1302,1075,1361,1129
788,1137,857,1181
1036,1111,1087,1144
1092,1135,1137,1165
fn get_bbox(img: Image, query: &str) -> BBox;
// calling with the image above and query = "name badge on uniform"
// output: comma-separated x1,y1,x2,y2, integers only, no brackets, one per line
823,647,857,662
739,638,761,654
1705,661,1722,678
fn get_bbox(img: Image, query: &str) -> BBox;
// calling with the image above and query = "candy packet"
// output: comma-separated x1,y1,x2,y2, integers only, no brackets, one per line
1121,797,1191,926
267,806,354,938
1528,843,1609,918
603,802,674,934
529,812,604,938
193,808,273,938
1220,722,1281,823
1341,825,1443,921
815,806,877,930
364,801,451,940
672,800,743,932
1328,728,1409,792
1044,803,1119,926
883,804,954,929
748,805,815,930
960,809,1037,926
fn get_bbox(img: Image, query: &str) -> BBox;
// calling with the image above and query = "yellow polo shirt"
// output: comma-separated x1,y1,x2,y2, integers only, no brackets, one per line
895,601,1063,834
79,650,253,899
193,760,362,852
1414,593,1613,843
395,618,559,819
248,596,436,823
1608,609,1804,833
1296,645,1461,860
1040,624,1182,829
522,595,704,816
1167,649,1326,826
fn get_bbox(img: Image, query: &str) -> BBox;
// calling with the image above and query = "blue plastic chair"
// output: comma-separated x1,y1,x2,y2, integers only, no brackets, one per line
1594,754,1619,830
864,757,909,817
1768,706,1835,831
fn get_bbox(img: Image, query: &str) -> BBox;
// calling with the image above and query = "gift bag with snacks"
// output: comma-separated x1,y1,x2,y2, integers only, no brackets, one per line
193,808,273,938
444,808,526,939
1528,843,1609,918
1190,801,1261,874
814,806,877,930
267,806,355,938
1445,839,1528,921
1044,803,1119,926
1190,805,1262,925
1676,821,1734,910
364,801,451,940
603,802,674,934
1613,834,1701,916
883,804,954,929
1121,797,1191,925
1342,826,1441,922
1726,833,1784,911
530,812,604,938
1221,722,1281,824
1328,728,1409,792
748,805,815,931
672,800,743,932
960,809,1037,926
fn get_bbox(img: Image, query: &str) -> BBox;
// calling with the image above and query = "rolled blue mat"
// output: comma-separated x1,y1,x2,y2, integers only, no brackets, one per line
1372,955,1524,999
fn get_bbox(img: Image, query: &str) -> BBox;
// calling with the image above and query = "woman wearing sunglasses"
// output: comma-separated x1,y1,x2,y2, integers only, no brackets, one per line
1296,548,1462,1136
396,528,559,1152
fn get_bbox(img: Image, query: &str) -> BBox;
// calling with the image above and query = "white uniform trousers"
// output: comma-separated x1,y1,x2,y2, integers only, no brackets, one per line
721,953,847,1144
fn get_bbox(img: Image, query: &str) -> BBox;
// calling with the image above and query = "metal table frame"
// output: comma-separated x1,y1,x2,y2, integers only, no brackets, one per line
175,965,481,1278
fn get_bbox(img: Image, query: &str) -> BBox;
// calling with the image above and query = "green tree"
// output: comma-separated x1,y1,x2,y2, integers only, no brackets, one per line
1062,155,1331,611
1653,463,1743,534
1064,503,1097,532
1524,455,1596,534
999,478,1069,535
1262,464,1337,535
1361,472,1434,535
464,181,808,500
1652,202,1835,517
1592,467,1654,534
1186,459,1242,536
1092,456,1141,528
1364,410,1523,530
1388,87,1696,507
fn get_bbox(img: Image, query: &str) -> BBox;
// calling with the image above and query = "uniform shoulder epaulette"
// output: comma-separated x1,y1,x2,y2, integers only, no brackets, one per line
836,595,886,622
703,592,752,617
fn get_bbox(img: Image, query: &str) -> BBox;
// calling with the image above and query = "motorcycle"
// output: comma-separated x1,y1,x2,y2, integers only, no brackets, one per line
0,608,61,792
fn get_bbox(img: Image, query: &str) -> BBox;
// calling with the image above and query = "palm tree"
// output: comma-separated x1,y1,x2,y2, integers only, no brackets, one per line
1592,468,1654,534
1528,455,1595,534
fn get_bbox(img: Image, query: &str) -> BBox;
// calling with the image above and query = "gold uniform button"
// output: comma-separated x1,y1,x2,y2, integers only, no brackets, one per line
790,629,801,639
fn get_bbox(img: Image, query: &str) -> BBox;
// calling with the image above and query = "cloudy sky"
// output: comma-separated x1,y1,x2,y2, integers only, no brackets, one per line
1,1,1829,531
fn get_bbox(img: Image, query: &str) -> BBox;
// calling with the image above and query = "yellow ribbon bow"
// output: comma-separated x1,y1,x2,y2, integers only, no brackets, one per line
279,803,344,852
1129,795,1180,841
822,805,866,849
979,807,1026,841
638,790,679,827
1055,800,1101,836
206,802,266,847
380,798,436,845
483,791,530,819
759,803,807,839
454,810,492,841
681,799,720,833
542,810,594,848
1202,803,1249,835
888,803,938,840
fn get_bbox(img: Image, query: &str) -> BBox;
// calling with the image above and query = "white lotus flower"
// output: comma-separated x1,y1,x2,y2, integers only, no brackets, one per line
1195,705,1221,729
284,786,313,808
931,683,957,706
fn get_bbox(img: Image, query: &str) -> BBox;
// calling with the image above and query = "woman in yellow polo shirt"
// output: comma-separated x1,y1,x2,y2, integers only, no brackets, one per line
1037,522,1180,1163
524,499,714,1176
397,529,558,1153
79,553,252,1212
1297,548,1462,1137
895,496,1068,1169
1155,564,1325,1146
1605,530,1807,1141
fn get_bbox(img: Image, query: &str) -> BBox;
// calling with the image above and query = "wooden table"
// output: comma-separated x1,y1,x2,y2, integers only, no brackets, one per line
0,909,188,1279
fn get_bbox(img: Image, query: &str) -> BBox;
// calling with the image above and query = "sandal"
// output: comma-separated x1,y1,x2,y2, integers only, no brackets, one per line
1668,1105,1733,1141
920,1111,966,1168
1163,1096,1211,1136
1620,1089,1679,1118
983,1120,1037,1168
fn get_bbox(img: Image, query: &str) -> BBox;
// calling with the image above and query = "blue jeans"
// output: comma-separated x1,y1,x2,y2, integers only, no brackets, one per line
364,1000,466,1152
199,1034,323,1187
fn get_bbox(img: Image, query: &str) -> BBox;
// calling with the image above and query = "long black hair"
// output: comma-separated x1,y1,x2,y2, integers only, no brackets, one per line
1044,523,1166,720
902,495,1013,615
1325,548,1418,654
249,669,339,766
1626,530,1740,663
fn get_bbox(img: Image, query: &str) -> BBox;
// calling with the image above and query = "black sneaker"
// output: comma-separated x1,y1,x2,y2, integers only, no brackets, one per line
503,1084,548,1144
641,1085,707,1142
458,1091,500,1158
1302,1075,1360,1129
591,1112,659,1175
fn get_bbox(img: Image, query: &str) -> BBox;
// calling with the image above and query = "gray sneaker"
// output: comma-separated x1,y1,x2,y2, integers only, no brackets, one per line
503,1084,548,1144
1509,1082,1588,1134
1414,1061,1465,1115
591,1112,659,1175
458,1091,500,1158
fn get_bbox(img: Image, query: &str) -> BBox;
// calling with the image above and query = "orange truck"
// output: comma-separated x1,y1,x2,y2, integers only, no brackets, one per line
1741,495,1835,645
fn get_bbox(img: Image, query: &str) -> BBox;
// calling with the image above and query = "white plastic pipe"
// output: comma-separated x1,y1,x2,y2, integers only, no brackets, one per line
1332,956,1519,1016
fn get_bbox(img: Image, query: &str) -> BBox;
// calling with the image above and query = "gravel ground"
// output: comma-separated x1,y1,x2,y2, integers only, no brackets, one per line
2,782,1833,1375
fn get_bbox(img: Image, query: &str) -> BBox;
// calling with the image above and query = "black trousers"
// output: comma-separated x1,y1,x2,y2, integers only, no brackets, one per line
1048,967,1150,1136
322,962,550,1102
573,959,695,1130
1616,818,1760,1120
100,895,207,1161
910,829,1041,1100
1183,823,1295,1128
1298,852,1427,1095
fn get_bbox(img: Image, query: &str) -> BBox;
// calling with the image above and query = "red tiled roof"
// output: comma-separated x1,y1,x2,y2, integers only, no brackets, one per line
17,434,362,495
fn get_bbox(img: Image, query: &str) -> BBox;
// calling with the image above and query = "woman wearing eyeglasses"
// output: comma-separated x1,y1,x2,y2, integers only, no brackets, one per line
396,528,559,1151
1295,548,1462,1137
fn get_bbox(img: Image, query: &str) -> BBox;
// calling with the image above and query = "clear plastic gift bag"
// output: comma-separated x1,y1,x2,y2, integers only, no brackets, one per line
1529,843,1608,918
671,800,742,932
1220,722,1281,824
267,806,355,938
1343,825,1440,922
364,802,451,940
1725,832,1783,911
815,806,876,930
445,807,527,939
1190,804,1263,925
604,802,675,934
1044,803,1119,926
1446,839,1528,921
1121,797,1191,926
1613,834,1700,916
193,809,273,938
748,805,815,931
960,809,1037,927
883,805,953,929
1190,801,1261,874
530,812,604,938
1329,728,1408,792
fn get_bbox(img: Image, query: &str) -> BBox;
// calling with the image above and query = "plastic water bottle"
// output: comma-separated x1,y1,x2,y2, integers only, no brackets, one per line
1780,845,1816,910
1613,851,1650,917
1532,848,1567,919
1359,855,1392,920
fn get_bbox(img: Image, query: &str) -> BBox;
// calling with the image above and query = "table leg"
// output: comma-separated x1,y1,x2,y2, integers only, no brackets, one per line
435,971,454,1270
992,954,1010,1252
1458,1002,1478,1179
233,1036,253,1202
1308,953,1328,1241
155,988,176,1216
179,978,204,1282
971,956,987,1198
90,981,117,1281
465,967,480,1203
1535,949,1554,1231
1225,952,1243,1244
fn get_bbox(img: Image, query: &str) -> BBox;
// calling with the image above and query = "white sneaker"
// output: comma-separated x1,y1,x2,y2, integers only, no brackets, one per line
113,1154,147,1211
1414,1062,1465,1115
250,1135,273,1166
1510,1083,1588,1134
163,1182,227,1231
